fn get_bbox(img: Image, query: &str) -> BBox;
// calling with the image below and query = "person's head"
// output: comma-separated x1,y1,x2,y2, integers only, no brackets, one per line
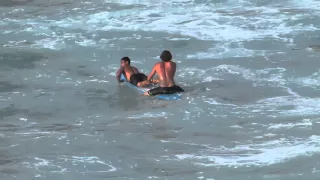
120,57,130,66
160,50,172,62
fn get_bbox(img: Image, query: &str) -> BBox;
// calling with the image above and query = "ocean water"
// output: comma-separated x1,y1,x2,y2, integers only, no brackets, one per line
1,0,320,179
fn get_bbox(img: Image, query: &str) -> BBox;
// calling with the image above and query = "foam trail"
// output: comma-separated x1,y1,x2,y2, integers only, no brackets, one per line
1,0,319,51
175,136,320,167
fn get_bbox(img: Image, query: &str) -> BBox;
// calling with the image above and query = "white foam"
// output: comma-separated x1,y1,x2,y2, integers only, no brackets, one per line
181,64,314,114
180,65,287,87
25,156,117,174
2,0,319,51
291,0,320,10
15,131,52,135
268,119,312,129
127,112,168,119
186,46,268,59
84,79,109,83
33,38,65,50
75,38,96,47
34,157,50,167
79,5,317,42
175,135,320,167
292,70,320,89
264,133,277,137
178,67,206,79
204,98,237,106
148,176,161,179
257,96,320,116
19,117,28,121
230,125,243,129
22,157,63,175
166,37,191,41
59,156,117,172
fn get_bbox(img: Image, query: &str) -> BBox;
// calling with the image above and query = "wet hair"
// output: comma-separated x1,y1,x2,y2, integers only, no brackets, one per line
121,56,130,65
160,50,172,62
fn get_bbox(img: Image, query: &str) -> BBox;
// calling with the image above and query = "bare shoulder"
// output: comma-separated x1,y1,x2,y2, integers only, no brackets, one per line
168,61,176,67
154,62,161,68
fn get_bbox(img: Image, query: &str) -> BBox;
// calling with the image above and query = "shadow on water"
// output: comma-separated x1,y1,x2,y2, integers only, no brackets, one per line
28,123,80,132
85,84,149,113
0,50,46,69
0,0,34,7
291,44,320,52
0,81,24,92
107,85,141,111
63,65,94,77
85,88,113,112
0,137,24,176
0,123,20,132
308,45,320,51
0,105,28,120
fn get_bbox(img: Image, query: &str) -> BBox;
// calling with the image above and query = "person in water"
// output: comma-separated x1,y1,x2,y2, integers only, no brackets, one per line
143,50,184,96
116,57,152,87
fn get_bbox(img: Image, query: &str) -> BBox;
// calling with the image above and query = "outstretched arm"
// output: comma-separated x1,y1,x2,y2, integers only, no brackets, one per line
116,66,124,83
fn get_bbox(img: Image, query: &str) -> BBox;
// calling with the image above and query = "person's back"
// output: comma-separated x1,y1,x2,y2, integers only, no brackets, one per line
155,61,176,87
144,50,184,96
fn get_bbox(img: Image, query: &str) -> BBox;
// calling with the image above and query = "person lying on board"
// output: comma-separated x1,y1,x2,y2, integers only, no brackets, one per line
142,50,184,96
116,56,158,87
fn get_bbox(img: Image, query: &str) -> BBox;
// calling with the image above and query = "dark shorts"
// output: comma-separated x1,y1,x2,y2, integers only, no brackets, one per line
129,73,147,86
147,85,184,96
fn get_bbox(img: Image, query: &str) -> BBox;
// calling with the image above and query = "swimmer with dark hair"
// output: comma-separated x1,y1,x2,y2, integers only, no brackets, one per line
116,57,151,87
142,50,184,96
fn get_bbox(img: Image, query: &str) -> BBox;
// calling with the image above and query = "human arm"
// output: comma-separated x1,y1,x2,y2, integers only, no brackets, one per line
147,64,157,82
116,66,124,83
